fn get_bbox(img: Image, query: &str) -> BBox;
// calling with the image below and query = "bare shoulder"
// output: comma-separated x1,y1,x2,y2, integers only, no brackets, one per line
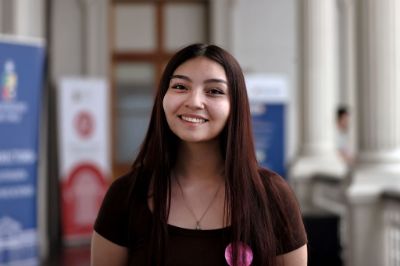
91,231,128,266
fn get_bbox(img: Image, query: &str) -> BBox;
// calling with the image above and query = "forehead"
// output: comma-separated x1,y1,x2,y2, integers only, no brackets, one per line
172,57,227,80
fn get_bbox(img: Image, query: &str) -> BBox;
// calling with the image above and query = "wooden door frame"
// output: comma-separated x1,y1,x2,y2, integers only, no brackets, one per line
109,0,209,178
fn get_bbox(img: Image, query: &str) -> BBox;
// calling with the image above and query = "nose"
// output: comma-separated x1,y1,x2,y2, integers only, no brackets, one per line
185,89,205,109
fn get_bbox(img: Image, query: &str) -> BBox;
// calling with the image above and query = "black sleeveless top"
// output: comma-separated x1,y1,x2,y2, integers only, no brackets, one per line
94,171,307,265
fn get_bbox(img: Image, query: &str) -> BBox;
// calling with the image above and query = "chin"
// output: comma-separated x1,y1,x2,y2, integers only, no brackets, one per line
178,136,220,144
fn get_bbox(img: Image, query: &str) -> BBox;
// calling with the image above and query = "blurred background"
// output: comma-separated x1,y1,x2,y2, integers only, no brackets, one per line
0,0,399,265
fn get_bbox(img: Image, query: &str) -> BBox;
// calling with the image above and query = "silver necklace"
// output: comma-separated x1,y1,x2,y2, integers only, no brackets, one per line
175,176,222,230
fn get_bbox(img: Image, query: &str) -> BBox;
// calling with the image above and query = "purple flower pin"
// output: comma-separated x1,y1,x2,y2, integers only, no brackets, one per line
224,242,253,266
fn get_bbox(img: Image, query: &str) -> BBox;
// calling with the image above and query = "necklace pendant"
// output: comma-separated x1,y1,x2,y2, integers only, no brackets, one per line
196,222,201,230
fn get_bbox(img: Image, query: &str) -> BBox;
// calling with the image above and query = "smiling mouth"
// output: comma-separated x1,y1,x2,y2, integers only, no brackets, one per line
179,115,208,123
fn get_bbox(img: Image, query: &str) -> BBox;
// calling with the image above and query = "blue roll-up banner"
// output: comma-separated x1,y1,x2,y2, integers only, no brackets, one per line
246,74,288,178
0,36,45,265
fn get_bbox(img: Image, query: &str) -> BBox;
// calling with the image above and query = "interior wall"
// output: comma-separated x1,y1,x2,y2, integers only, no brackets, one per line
230,0,298,163
0,0,14,33
14,0,44,37
0,0,44,37
210,0,233,50
51,0,84,82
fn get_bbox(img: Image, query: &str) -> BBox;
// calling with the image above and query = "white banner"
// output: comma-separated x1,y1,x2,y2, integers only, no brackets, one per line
57,77,110,244
245,74,288,104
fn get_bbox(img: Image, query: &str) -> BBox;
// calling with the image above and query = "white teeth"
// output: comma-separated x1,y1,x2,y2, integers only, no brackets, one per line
181,116,206,123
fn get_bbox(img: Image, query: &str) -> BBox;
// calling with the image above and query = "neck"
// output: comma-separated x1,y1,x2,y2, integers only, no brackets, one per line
174,141,224,183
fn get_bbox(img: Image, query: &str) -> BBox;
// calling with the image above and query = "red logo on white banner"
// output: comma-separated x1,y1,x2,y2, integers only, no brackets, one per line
74,111,94,138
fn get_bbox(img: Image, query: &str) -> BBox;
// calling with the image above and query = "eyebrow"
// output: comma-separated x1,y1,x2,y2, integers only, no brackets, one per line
171,74,228,85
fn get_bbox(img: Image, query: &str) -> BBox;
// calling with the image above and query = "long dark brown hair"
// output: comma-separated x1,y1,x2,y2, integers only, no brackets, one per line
129,43,279,265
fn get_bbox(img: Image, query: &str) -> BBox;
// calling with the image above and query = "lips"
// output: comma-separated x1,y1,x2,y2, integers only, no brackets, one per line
179,115,208,123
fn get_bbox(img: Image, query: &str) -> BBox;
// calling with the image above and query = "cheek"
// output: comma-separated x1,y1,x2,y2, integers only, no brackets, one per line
162,94,173,116
162,96,174,130
162,95,167,114
211,101,230,123
162,93,179,128
220,102,231,121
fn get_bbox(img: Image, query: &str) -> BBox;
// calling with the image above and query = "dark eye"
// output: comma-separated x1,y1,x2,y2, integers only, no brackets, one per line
207,88,225,95
171,84,187,90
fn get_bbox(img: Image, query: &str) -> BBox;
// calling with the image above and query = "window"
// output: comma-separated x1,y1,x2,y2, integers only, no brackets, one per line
110,0,209,177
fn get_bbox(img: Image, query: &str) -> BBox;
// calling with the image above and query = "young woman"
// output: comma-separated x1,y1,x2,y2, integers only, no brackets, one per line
91,44,307,266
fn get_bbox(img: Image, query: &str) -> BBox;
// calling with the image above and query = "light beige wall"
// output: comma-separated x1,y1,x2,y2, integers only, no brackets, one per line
0,0,15,33
51,0,84,80
230,0,298,162
14,0,44,37
0,0,44,37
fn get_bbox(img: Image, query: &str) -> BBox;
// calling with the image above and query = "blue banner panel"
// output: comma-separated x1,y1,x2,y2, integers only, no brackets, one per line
0,37,45,266
252,104,286,178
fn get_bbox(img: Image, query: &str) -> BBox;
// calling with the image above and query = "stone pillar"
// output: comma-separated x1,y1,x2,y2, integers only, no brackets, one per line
338,0,357,156
210,0,233,50
14,0,44,37
347,0,400,265
291,0,346,211
335,0,357,262
80,0,109,77
0,1,3,32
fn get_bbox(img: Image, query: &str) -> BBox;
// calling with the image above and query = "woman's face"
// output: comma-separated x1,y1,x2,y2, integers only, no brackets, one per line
163,56,230,144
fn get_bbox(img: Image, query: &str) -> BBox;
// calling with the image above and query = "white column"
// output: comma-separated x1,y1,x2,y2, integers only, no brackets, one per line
0,1,15,34
300,0,338,157
210,0,233,50
290,0,346,210
0,1,3,32
80,0,109,77
355,1,400,165
14,0,44,38
338,0,357,156
347,0,400,266
1,0,44,37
